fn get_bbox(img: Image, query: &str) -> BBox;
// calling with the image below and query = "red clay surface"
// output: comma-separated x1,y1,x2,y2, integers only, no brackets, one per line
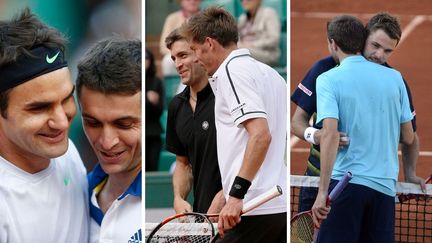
290,0,432,180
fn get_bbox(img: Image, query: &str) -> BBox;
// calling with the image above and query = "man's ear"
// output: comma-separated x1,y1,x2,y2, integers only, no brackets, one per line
329,39,338,52
206,36,216,50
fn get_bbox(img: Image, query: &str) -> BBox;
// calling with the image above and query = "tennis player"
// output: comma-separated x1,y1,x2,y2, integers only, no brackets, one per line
291,12,425,212
0,8,88,242
165,28,224,215
181,7,287,242
312,15,414,242
76,37,142,242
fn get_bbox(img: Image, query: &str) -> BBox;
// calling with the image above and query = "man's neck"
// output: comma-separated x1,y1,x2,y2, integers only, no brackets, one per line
216,43,238,67
0,136,50,173
337,52,361,63
97,165,141,213
190,78,209,99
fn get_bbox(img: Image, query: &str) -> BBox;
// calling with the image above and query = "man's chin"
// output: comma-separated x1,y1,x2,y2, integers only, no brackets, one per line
41,136,68,154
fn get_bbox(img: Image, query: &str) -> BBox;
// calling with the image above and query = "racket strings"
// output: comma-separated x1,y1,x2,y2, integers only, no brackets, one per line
291,214,314,243
147,214,215,243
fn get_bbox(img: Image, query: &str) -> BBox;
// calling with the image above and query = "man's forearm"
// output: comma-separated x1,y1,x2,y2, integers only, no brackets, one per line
318,122,340,196
172,162,193,199
291,107,313,141
237,119,271,181
401,132,420,180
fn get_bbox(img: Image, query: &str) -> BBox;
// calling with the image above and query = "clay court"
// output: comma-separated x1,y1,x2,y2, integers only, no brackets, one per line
290,0,432,179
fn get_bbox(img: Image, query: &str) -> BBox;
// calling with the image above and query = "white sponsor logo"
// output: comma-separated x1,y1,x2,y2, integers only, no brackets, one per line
298,83,313,96
202,121,209,130
231,102,246,114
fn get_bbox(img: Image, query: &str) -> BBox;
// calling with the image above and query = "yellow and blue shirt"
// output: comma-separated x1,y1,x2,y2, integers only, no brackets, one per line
88,164,142,243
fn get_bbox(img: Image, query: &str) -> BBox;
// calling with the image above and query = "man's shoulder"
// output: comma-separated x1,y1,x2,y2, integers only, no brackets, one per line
313,56,338,70
304,56,338,82
168,90,187,113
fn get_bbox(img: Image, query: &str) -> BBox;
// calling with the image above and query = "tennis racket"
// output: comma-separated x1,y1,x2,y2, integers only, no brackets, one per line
146,185,283,243
290,171,353,243
398,175,431,203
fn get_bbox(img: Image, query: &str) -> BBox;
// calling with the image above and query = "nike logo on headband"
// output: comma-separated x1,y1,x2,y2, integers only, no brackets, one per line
46,51,60,64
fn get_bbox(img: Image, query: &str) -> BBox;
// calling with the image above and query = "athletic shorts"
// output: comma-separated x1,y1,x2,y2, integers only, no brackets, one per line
215,212,287,243
316,181,395,243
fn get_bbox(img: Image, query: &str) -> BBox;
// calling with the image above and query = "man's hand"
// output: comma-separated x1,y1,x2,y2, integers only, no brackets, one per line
207,191,226,222
217,197,243,238
173,197,193,215
405,175,427,192
311,192,330,228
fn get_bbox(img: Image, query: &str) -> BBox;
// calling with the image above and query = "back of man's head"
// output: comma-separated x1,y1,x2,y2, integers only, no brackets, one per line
366,12,401,45
76,37,141,99
327,15,366,55
0,7,67,118
182,6,238,47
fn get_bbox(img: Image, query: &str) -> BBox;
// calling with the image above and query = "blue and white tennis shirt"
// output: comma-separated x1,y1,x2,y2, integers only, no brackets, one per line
88,164,142,243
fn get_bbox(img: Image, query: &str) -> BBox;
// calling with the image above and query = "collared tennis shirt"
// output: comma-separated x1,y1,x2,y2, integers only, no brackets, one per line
316,55,413,196
210,48,287,215
89,164,142,243
0,140,89,243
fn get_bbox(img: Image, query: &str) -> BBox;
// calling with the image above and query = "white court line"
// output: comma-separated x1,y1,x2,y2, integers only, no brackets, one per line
291,11,375,19
399,15,426,45
291,11,432,20
291,147,432,156
290,135,300,148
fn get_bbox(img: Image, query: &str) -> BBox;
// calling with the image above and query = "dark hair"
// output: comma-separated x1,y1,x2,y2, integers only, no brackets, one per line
182,6,238,47
165,28,185,50
76,37,141,99
0,7,67,118
327,15,366,55
145,48,156,79
366,12,401,45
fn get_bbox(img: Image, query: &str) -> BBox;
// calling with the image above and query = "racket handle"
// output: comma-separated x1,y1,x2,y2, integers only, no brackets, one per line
242,185,283,214
328,171,352,202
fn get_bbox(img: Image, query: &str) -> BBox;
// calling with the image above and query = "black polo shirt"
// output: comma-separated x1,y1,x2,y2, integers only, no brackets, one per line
166,83,222,213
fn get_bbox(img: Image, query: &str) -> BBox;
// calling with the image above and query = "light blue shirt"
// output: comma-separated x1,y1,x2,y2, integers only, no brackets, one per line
316,55,413,196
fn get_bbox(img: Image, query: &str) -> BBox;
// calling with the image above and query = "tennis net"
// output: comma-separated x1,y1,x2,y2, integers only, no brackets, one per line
290,175,432,243
145,222,217,243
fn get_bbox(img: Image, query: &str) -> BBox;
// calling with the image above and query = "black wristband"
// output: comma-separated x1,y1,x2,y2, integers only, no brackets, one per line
229,176,252,199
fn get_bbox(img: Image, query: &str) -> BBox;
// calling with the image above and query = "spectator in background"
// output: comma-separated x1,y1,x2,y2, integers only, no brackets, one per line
238,0,281,66
159,0,202,76
145,48,164,172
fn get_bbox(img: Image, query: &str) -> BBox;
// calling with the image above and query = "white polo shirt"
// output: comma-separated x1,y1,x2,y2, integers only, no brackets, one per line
209,48,287,215
89,164,142,243
0,140,89,243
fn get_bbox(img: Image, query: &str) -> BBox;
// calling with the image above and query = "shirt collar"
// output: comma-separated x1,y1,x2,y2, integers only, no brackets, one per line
340,55,366,65
88,163,142,199
212,48,251,80
178,82,213,102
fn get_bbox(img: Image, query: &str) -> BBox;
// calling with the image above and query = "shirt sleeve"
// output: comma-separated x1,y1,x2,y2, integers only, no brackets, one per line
399,79,414,124
291,57,336,115
165,98,187,156
222,63,267,126
316,73,339,126
401,77,417,131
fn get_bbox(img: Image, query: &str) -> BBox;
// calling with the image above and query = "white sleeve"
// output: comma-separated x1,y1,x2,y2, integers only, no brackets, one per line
222,62,267,126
